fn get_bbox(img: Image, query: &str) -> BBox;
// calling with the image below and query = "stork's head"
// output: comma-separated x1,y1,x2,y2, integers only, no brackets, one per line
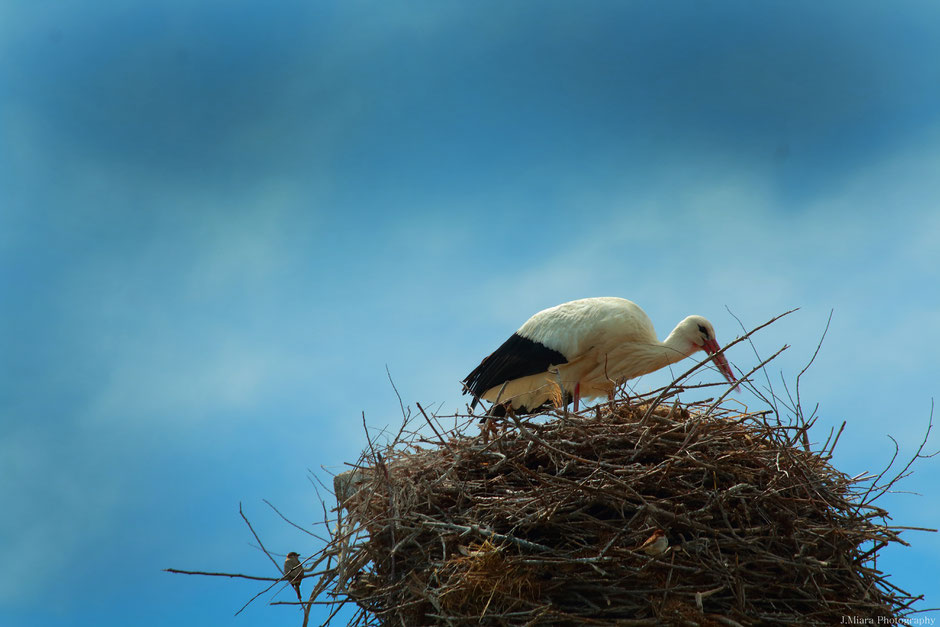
679,316,737,387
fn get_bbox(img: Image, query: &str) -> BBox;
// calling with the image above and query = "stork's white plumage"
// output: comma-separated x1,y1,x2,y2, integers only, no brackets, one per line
463,297,737,414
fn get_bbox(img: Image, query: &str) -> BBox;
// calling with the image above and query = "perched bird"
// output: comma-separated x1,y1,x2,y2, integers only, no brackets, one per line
637,529,669,556
463,297,737,414
283,551,303,600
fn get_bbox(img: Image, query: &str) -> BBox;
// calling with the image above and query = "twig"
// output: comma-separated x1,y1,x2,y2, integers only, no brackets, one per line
263,499,329,544
643,309,797,423
164,568,281,582
239,502,281,571
416,401,453,453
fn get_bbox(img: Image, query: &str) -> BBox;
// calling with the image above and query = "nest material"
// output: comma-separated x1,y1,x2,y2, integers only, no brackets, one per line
323,399,919,626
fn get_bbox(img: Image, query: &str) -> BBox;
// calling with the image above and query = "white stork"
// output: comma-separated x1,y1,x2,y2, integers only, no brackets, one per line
463,297,737,414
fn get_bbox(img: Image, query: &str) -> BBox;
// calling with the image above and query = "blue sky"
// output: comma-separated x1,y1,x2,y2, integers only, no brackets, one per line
2,1,939,625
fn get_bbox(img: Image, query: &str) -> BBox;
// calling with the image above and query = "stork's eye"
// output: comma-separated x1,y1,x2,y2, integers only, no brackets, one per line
697,324,709,338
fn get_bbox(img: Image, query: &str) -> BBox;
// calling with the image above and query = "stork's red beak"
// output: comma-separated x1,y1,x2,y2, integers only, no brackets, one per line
703,339,738,390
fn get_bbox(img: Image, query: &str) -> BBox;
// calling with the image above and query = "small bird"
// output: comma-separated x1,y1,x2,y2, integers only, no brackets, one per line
283,551,304,600
463,297,737,413
637,529,669,556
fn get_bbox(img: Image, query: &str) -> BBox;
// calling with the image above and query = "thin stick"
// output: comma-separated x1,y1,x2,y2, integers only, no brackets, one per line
643,309,797,422
263,499,328,543
705,344,789,418
239,502,281,571
164,569,280,582
416,401,453,453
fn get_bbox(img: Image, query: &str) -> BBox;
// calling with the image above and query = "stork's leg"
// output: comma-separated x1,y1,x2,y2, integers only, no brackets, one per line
573,382,581,413
480,417,493,443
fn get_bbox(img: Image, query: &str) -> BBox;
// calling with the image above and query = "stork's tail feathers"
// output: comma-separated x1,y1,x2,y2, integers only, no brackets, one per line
463,332,569,413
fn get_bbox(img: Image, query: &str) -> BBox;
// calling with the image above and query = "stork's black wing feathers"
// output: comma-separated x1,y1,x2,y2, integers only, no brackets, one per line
462,333,567,407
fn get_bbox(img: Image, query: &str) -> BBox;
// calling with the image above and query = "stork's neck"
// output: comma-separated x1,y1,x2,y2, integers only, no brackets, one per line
661,325,698,360
604,326,698,382
633,326,697,373
600,333,694,384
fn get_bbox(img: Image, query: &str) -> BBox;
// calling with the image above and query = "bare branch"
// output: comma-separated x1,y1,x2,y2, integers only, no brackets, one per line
164,568,281,582
239,502,281,572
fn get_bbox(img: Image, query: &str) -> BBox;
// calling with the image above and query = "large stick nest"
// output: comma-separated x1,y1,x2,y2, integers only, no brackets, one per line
318,394,925,626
